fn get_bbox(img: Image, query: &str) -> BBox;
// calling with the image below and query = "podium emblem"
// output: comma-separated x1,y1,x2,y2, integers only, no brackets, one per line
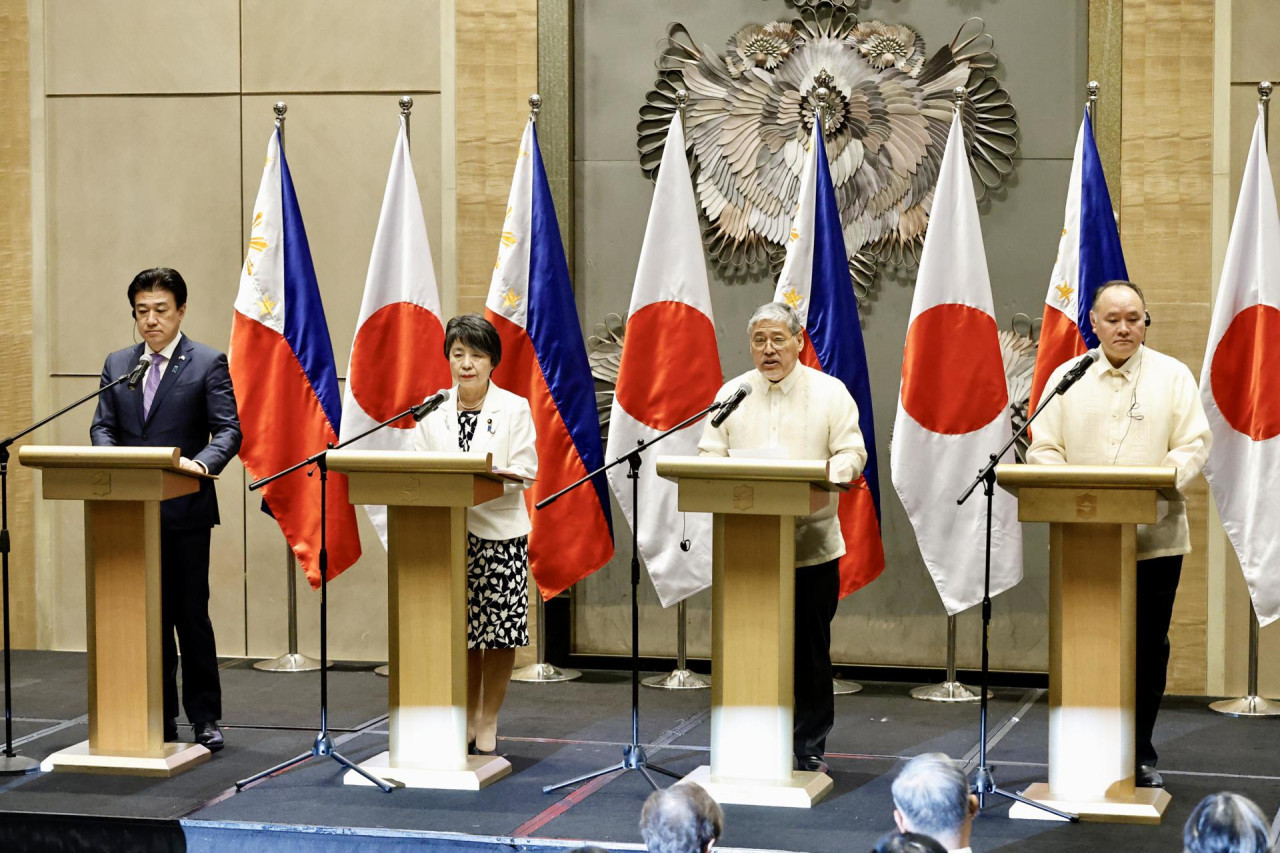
91,472,111,497
1075,493,1097,519
732,484,754,510
398,475,420,503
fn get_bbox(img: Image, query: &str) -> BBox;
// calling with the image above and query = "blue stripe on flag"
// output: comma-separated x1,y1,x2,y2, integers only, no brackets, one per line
525,125,614,530
279,133,344,431
808,131,880,515
1075,110,1129,349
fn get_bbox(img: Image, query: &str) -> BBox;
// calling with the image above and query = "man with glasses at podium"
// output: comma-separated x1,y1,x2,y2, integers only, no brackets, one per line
698,301,866,776
90,268,242,753
1027,280,1210,790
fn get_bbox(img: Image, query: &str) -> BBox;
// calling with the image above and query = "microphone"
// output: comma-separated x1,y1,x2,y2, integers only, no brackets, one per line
126,353,153,391
411,389,451,421
1053,349,1101,395
709,383,752,428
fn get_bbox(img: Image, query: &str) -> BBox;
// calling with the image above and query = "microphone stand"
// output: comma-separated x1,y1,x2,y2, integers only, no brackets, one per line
0,366,145,776
957,368,1090,823
234,397,445,793
541,398,728,794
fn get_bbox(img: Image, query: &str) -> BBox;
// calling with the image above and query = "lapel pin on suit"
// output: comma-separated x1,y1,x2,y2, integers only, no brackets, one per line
486,418,495,435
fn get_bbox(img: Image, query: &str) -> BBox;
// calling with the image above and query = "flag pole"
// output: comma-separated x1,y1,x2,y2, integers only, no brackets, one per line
1209,80,1280,718
252,100,328,676
508,92,583,685
639,90,711,693
810,82,864,699
1086,80,1099,127
374,95,419,680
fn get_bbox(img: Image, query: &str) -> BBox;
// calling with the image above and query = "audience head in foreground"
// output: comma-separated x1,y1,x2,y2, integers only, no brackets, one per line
890,753,979,852
871,830,948,853
640,782,724,853
1183,792,1272,853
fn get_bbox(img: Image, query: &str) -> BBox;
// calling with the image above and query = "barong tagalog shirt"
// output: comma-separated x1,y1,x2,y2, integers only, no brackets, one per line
698,364,867,567
1026,345,1212,560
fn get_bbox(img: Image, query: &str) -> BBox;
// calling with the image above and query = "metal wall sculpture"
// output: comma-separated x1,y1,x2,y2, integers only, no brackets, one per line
637,2,1019,301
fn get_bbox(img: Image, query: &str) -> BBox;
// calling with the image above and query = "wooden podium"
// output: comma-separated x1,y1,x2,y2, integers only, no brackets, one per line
998,463,1178,823
327,449,513,790
19,445,211,776
657,456,844,808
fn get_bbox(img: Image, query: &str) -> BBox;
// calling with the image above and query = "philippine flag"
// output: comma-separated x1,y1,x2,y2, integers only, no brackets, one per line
605,112,722,608
891,109,1023,615
339,116,452,545
775,124,884,597
485,118,614,599
230,128,362,587
1028,110,1128,414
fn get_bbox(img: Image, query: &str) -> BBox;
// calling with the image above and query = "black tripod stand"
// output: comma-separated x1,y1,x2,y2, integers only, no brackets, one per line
0,360,151,776
957,355,1099,822
234,393,448,793
541,400,726,794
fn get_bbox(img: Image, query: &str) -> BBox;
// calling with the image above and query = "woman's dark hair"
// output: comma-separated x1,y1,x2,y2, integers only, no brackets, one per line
870,830,948,853
127,268,188,310
444,314,502,368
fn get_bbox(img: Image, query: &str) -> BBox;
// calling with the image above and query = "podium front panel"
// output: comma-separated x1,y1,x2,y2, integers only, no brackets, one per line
1048,522,1137,800
710,514,795,782
85,501,164,754
386,504,469,769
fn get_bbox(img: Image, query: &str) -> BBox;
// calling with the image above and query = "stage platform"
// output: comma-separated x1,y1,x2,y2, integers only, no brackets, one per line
1,650,1277,852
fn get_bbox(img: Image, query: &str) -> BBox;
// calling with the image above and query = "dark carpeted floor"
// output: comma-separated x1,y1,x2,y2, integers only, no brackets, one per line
1,650,1278,852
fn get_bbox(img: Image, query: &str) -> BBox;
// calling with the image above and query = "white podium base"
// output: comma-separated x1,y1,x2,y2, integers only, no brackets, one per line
343,750,511,790
41,739,210,777
680,764,833,808
1008,782,1171,824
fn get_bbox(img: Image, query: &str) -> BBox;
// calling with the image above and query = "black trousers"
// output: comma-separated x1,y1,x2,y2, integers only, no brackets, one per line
1136,554,1182,767
793,559,840,761
161,526,222,724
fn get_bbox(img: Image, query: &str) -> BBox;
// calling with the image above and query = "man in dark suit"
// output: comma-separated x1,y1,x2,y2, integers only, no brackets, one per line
90,268,241,752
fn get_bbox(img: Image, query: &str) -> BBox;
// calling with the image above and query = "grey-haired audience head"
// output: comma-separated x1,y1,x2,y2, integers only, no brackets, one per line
639,782,724,853
890,753,978,852
1183,792,1273,853
746,302,803,337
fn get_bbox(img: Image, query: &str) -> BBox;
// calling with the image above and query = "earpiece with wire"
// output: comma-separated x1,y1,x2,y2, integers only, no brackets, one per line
679,514,691,552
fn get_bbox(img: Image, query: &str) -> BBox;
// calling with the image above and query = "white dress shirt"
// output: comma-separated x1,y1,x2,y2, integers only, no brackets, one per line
699,364,867,567
1026,345,1211,559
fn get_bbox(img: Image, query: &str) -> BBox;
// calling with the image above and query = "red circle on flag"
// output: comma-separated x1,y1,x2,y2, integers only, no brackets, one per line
349,303,450,427
1211,304,1280,440
614,301,722,431
900,304,1007,435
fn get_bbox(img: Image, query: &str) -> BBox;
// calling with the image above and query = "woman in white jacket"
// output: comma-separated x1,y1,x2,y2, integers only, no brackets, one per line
413,314,537,755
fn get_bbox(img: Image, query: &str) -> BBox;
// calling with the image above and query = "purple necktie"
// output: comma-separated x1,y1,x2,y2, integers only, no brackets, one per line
143,354,166,419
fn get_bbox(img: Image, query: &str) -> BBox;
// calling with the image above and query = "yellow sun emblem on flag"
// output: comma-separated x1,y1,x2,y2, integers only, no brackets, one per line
502,289,521,309
790,227,800,243
1054,281,1075,305
782,287,803,310
245,212,268,276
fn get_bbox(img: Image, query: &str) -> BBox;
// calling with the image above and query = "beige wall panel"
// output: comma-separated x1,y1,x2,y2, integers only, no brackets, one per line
242,378,389,663
46,96,244,375
37,377,247,654
455,2,537,313
1120,0,1215,694
1231,0,1280,83
239,94,442,376
44,0,240,95
2,0,36,646
241,0,441,94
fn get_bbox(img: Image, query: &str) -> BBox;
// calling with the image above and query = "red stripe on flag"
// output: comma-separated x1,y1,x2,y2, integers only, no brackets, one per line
230,315,362,587
1028,306,1088,416
614,301,721,430
837,484,884,597
488,314,614,598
